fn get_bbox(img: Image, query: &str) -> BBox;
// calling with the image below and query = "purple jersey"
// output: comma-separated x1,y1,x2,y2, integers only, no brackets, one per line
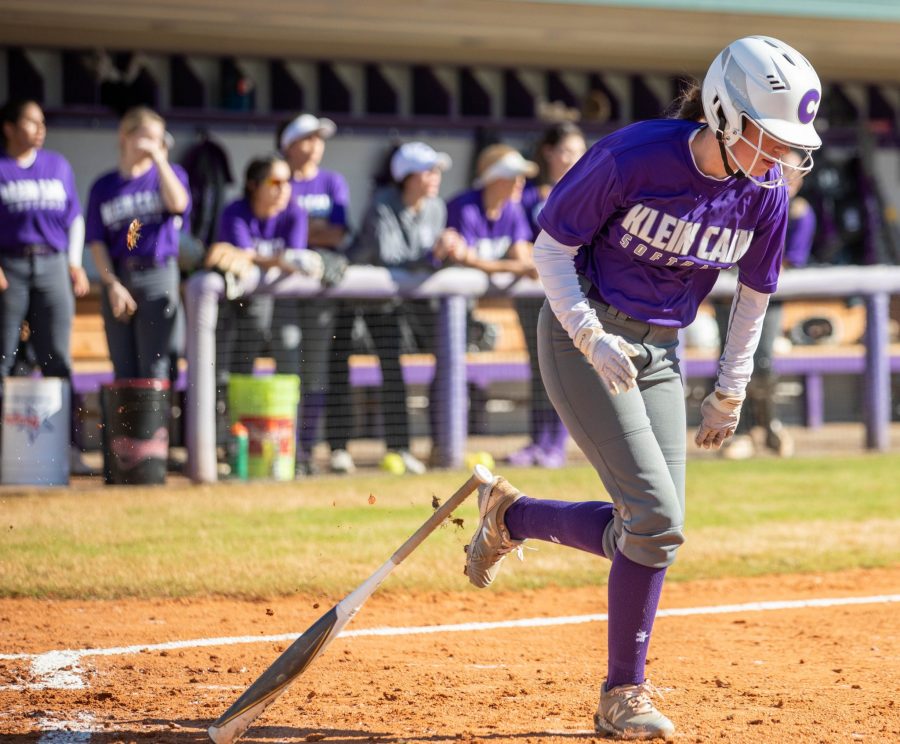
446,188,532,260
291,169,350,234
0,149,80,253
217,197,308,257
85,163,191,261
520,181,548,240
538,119,788,328
784,200,816,268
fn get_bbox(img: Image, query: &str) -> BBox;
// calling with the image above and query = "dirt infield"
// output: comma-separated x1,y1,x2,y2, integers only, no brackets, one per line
1,566,898,743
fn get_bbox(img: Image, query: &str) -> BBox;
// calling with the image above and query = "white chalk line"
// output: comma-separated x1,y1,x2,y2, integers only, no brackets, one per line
6,592,899,741
2,592,898,694
36,712,98,743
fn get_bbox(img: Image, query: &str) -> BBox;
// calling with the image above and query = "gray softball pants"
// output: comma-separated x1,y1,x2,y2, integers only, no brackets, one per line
272,299,337,396
101,259,180,381
537,298,686,568
0,252,73,379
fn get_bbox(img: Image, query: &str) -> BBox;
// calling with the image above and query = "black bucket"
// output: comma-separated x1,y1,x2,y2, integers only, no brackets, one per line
101,379,170,485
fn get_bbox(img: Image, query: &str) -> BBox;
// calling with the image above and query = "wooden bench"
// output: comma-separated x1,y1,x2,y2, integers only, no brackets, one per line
68,296,897,430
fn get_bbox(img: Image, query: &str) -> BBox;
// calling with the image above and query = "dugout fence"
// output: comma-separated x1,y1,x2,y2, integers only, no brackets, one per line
184,264,900,482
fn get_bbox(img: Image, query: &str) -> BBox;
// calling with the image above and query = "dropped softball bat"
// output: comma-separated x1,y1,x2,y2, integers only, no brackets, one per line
207,464,495,744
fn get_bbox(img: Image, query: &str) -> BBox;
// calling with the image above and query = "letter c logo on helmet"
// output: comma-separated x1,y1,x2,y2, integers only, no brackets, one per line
798,89,821,124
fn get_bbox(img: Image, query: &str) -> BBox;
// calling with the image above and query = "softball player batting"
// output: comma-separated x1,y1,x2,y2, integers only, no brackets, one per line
464,36,821,740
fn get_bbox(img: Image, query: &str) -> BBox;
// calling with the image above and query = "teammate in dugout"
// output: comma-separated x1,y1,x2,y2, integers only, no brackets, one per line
86,106,191,381
208,154,321,399
463,36,822,740
277,114,352,476
0,99,90,470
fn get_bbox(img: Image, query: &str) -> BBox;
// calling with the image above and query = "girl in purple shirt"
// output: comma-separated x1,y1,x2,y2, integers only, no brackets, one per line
211,154,316,399
462,37,822,740
445,143,538,438
278,113,352,475
0,99,89,469
86,106,191,380
445,144,537,277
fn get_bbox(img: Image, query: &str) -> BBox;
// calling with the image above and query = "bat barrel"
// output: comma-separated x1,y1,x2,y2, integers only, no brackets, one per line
206,466,492,743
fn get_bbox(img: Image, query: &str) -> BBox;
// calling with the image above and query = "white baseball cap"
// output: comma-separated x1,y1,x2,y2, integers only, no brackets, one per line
473,144,538,187
390,142,452,182
279,114,337,151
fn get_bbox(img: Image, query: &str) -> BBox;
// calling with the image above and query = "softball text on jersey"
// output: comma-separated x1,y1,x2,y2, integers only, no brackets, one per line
0,150,80,252
617,203,755,267
86,163,191,260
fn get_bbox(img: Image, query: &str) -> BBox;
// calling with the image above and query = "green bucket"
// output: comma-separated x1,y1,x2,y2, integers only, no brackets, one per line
227,374,301,480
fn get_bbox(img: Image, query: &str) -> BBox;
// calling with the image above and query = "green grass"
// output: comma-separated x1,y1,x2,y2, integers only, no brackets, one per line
1,454,898,599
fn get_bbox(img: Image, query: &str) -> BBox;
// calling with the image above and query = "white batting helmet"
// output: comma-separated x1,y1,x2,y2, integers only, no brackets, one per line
702,36,822,187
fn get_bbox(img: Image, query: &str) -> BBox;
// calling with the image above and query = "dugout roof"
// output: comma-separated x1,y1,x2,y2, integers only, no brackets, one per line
2,0,900,82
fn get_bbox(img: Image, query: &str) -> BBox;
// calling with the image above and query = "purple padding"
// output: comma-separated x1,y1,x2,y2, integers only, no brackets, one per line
68,351,899,395
685,352,900,379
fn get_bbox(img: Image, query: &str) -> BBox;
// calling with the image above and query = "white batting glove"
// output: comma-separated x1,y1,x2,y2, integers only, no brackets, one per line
574,324,640,395
695,390,745,449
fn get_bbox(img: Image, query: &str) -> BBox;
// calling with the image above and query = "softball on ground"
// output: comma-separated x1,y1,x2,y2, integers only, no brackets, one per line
464,451,495,471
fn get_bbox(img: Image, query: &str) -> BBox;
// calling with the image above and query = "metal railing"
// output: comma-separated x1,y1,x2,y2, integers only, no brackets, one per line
184,265,900,482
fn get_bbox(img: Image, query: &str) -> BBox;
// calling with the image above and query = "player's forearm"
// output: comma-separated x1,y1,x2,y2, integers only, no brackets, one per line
464,256,515,274
532,229,601,342
154,157,189,214
67,215,85,268
90,241,119,286
716,282,770,396
308,220,346,248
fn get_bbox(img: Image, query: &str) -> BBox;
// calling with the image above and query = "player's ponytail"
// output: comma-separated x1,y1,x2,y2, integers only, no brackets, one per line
671,79,704,122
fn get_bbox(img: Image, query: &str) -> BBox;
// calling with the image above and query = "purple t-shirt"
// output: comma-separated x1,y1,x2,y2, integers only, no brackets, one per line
217,198,308,257
520,181,548,241
538,119,788,328
446,188,533,260
85,163,191,261
291,169,350,245
0,149,80,253
784,202,816,268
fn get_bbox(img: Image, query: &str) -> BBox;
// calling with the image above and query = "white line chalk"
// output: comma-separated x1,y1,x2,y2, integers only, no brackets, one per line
2,592,898,693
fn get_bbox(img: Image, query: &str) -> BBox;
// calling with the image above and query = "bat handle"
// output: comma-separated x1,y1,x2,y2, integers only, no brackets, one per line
390,465,493,565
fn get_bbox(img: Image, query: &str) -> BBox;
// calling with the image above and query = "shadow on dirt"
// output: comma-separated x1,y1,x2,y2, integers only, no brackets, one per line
7,719,601,742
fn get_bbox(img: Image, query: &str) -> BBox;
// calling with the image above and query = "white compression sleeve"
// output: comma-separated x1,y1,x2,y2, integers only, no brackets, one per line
67,215,85,268
532,229,601,342
717,282,771,396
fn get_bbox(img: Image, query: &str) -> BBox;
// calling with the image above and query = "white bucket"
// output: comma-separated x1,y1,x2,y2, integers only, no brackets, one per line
1,377,70,486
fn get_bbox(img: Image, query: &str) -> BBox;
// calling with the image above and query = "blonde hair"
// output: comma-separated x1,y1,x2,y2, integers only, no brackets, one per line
476,144,517,177
119,106,165,136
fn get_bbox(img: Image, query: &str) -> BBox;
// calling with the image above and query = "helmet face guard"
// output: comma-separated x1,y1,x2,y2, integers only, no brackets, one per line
719,111,817,189
702,36,822,189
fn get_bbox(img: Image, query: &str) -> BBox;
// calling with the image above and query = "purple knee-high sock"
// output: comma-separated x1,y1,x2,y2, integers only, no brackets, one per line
503,497,614,557
546,414,569,455
298,392,327,457
533,408,553,452
606,550,667,689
